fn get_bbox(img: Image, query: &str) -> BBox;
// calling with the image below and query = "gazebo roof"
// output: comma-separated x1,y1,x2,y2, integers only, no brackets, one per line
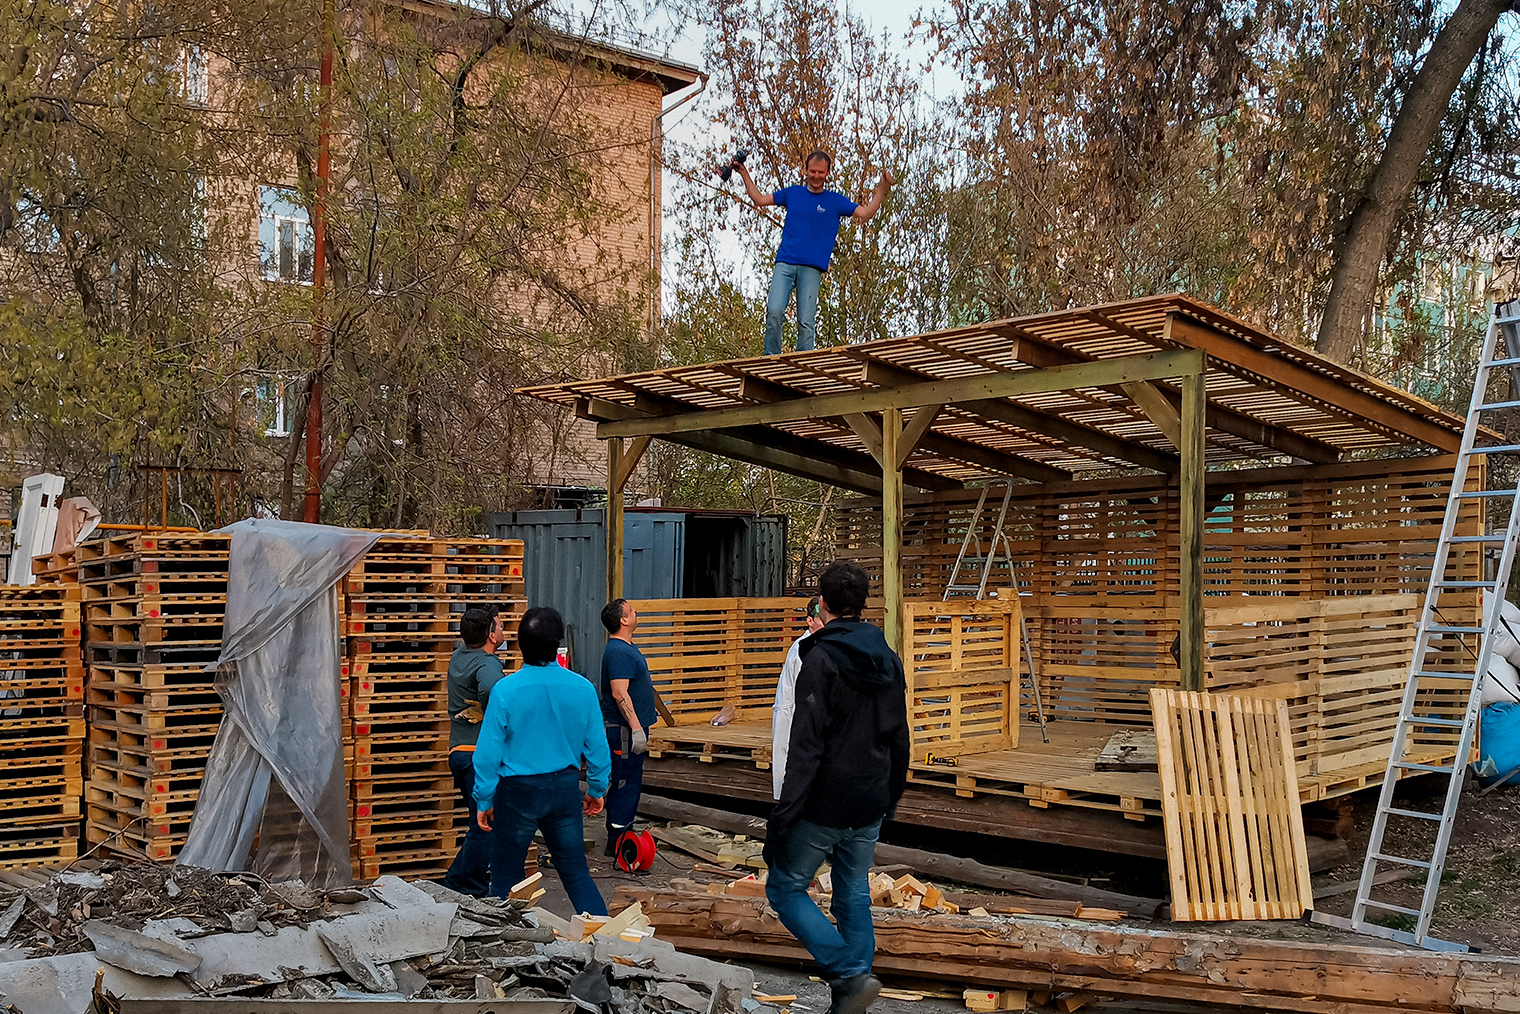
517,294,1475,494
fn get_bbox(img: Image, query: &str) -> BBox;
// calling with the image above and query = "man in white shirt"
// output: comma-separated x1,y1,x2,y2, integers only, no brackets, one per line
771,596,825,799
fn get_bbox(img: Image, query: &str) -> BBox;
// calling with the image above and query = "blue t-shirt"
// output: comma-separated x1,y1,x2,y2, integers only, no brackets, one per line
601,637,659,730
774,185,857,271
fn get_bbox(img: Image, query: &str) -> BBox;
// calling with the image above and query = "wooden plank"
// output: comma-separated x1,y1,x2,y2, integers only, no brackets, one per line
607,439,625,601
613,884,1490,1013
898,404,945,468
1178,372,1205,693
1164,314,1462,452
883,407,905,658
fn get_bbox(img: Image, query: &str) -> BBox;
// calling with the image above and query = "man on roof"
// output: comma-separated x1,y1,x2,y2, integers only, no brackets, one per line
730,151,893,355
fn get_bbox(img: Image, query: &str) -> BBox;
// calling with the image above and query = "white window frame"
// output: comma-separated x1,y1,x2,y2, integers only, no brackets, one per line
259,186,314,284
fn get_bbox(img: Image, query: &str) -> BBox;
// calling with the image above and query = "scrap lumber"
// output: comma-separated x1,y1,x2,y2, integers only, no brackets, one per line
611,884,1520,1014
636,795,1161,914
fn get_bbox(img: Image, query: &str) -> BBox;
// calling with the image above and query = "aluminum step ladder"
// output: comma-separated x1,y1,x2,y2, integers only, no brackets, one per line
944,482,1049,742
1344,299,1520,951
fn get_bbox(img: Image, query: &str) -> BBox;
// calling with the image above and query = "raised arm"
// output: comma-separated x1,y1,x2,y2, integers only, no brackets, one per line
852,169,895,221
733,163,775,208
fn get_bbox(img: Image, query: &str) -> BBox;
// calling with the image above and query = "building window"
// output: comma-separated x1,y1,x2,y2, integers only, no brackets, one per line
259,186,313,283
254,374,299,437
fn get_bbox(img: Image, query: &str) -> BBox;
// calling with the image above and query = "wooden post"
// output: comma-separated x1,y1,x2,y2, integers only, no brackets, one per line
882,407,904,657
607,438,626,602
1179,372,1206,691
606,435,653,603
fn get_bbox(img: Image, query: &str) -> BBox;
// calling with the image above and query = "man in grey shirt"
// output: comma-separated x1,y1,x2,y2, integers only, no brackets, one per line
440,606,506,896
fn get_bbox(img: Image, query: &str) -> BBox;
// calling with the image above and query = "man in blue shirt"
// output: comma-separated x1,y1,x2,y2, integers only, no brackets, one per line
732,151,893,355
474,606,610,915
599,598,657,855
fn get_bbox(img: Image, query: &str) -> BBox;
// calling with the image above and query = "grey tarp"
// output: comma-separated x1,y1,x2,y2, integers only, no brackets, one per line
177,519,380,887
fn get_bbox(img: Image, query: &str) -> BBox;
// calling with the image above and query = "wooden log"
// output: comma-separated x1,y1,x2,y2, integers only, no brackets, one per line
611,885,1520,1014
634,795,1163,914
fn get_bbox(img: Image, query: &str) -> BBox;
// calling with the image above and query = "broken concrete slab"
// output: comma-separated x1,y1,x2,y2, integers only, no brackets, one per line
142,919,339,990
137,895,456,992
314,899,456,968
657,981,712,1010
316,923,399,993
0,895,26,939
369,875,438,910
0,950,195,1014
82,919,202,977
592,935,754,994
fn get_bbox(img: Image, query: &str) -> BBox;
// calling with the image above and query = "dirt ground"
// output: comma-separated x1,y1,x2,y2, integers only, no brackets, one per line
1311,773,1520,953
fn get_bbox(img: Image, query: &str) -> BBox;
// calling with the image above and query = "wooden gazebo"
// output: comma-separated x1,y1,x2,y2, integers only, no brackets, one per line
517,295,1481,847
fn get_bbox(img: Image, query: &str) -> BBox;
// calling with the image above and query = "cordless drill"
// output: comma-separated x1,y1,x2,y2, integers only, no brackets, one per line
717,148,748,182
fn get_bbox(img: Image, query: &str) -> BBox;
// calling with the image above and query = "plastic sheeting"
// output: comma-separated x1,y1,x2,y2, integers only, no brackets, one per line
177,519,380,887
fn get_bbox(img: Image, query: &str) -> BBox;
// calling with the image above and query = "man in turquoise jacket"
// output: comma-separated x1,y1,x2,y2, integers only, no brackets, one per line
474,606,611,914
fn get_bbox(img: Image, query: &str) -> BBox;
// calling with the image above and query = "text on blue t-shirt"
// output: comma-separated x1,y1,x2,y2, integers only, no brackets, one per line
773,186,857,271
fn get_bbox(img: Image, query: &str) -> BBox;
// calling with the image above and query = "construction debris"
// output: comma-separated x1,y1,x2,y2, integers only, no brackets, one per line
636,796,1161,914
0,864,753,1014
612,882,1520,1014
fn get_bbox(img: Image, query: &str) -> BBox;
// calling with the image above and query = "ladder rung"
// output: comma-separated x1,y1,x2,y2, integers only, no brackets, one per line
1414,670,1475,680
1457,490,1520,499
1434,580,1500,588
1402,716,1466,728
1394,760,1457,774
1373,852,1433,871
1361,899,1423,917
1471,444,1520,455
1490,355,1520,366
1385,806,1445,822
1425,624,1486,633
1478,400,1520,411
1448,536,1507,543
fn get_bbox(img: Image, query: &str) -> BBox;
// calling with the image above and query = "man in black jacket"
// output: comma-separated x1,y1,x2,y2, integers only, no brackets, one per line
765,561,909,1014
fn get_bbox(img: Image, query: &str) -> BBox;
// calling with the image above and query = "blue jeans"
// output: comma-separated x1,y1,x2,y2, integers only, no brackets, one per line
605,726,645,841
765,819,880,980
488,767,607,916
765,262,823,355
441,749,491,896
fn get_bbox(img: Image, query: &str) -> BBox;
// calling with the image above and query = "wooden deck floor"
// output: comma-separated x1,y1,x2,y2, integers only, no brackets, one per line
648,718,1455,826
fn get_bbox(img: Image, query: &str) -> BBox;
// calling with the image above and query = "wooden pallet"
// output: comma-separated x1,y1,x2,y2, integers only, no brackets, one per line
1150,688,1313,921
647,723,774,769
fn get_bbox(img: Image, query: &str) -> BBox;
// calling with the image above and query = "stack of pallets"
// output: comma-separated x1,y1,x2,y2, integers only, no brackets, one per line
345,536,525,881
0,584,85,869
80,533,229,861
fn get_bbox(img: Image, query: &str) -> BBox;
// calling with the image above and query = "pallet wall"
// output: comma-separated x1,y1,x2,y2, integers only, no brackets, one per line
22,530,528,874
633,598,806,726
836,455,1481,600
903,599,1020,761
80,533,229,861
0,585,85,869
344,536,525,881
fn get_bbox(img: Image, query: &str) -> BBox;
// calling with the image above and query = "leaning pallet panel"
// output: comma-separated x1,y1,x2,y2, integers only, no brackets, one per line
0,584,85,870
344,536,525,881
79,533,229,861
1149,688,1313,921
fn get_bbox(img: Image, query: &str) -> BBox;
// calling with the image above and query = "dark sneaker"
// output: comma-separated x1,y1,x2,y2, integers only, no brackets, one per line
830,975,881,1014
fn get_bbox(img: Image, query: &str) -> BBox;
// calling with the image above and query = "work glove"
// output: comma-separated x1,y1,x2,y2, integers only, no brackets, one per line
631,728,649,755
